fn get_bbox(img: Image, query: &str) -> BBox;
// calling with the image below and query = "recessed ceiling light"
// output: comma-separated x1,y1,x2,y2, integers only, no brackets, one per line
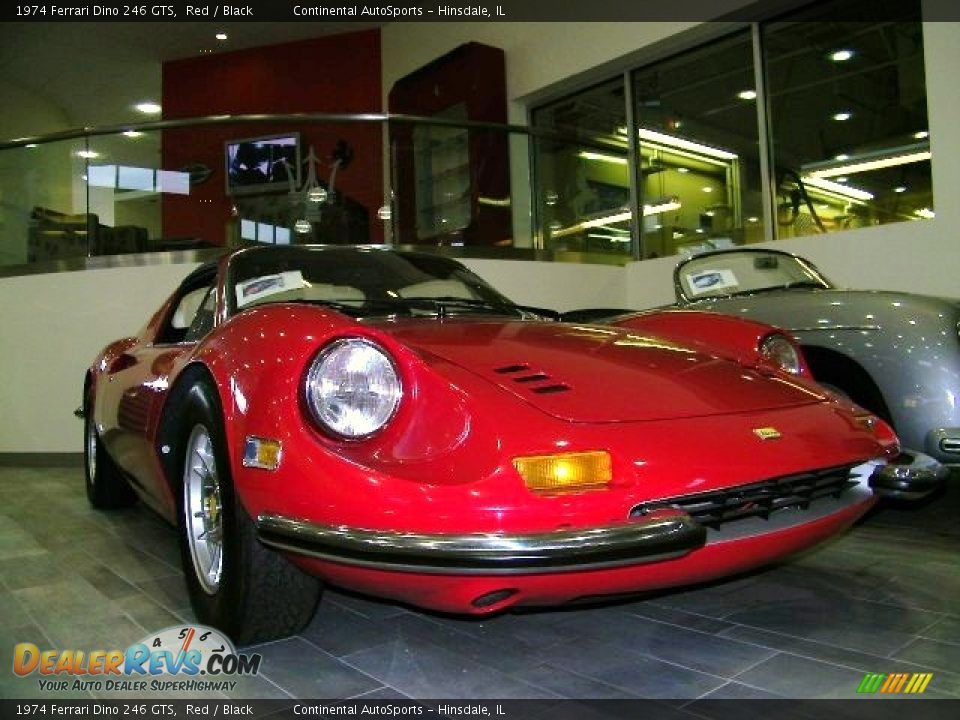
215,32,228,41
894,186,907,193
829,49,855,62
747,216,759,223
134,102,162,115
677,167,689,174
122,130,143,138
737,90,757,101
25,143,38,148
913,130,929,139
835,176,849,183
702,186,713,193
834,153,850,161
832,112,852,122
76,150,99,159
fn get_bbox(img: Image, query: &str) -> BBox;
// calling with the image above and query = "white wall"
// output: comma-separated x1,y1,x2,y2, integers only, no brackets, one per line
0,263,198,454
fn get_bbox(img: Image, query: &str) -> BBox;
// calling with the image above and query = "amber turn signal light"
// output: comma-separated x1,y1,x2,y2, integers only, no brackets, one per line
513,451,612,492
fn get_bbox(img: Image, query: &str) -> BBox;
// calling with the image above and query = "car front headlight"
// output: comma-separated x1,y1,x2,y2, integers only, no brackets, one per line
759,333,802,375
304,338,402,439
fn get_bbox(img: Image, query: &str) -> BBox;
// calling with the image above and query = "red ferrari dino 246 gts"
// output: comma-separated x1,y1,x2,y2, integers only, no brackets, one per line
83,245,933,643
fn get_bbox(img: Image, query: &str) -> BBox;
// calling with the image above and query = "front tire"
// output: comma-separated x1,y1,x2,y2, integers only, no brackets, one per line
176,380,322,645
84,386,136,509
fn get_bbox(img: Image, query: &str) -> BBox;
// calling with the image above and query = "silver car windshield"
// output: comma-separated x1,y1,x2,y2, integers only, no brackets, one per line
677,251,831,301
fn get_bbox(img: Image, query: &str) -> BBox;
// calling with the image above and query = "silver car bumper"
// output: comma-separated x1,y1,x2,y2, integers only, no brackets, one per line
257,510,706,575
869,450,949,500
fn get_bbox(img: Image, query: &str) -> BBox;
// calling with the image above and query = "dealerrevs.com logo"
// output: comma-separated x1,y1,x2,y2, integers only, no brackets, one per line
12,625,261,693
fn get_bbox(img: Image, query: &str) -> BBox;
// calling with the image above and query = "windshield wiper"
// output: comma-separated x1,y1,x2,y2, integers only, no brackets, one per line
390,297,560,320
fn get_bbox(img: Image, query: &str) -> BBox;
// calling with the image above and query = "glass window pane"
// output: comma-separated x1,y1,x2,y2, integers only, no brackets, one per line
531,78,633,259
764,0,931,237
632,31,763,259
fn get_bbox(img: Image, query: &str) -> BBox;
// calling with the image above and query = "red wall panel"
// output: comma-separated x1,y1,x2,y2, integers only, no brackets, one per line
161,29,383,245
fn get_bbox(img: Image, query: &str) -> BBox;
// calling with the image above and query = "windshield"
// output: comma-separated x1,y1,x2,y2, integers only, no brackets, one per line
677,250,832,301
226,246,522,319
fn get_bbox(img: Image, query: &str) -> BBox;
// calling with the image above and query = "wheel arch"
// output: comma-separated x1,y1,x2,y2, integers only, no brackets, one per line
156,362,228,499
801,344,894,425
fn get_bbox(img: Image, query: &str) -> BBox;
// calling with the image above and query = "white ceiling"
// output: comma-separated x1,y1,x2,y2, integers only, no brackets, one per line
0,22,380,133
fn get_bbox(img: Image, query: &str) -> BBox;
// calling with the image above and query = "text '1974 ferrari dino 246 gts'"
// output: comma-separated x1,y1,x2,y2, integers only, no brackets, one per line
82,245,944,644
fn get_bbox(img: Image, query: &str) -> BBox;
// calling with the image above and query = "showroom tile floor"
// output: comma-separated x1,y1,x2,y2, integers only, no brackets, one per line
1,464,958,701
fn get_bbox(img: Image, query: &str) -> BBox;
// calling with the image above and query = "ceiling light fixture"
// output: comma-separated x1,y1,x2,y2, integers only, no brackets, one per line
122,130,143,138
893,186,907,193
834,153,849,161
578,151,627,165
807,149,931,178
801,176,874,202
76,150,99,159
215,32,228,41
832,112,852,122
829,49,855,62
913,130,929,140
134,102,162,115
737,90,757,101
638,128,738,161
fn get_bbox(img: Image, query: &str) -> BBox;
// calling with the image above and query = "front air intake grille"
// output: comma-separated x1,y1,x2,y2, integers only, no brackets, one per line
631,464,860,529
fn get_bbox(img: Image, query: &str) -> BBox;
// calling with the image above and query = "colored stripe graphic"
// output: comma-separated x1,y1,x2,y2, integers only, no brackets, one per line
858,672,932,694
857,673,886,693
880,673,909,693
905,673,934,694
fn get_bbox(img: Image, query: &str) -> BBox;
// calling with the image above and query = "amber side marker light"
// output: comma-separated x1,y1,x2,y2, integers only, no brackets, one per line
243,436,282,470
513,451,612,492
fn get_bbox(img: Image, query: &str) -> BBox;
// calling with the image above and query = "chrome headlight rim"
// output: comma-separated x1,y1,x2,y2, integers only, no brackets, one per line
759,333,802,375
304,337,403,440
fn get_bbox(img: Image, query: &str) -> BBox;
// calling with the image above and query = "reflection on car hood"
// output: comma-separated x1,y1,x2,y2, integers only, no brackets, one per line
379,319,825,423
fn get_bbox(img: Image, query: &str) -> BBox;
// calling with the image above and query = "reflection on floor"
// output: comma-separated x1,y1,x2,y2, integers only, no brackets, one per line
1,465,958,701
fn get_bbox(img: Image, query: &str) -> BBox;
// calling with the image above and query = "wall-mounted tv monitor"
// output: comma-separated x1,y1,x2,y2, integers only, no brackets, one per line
225,133,301,195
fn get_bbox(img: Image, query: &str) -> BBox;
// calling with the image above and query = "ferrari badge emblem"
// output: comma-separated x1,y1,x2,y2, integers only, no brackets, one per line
753,427,782,440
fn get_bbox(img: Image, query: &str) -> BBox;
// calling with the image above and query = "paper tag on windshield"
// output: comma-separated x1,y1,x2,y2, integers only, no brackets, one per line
686,269,738,296
236,270,304,307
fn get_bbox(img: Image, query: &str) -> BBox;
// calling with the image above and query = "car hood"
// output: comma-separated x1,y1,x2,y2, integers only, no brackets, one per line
686,288,960,332
378,319,825,423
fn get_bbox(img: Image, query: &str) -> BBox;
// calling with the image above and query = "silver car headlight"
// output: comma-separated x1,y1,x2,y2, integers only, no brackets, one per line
759,333,802,375
305,338,402,439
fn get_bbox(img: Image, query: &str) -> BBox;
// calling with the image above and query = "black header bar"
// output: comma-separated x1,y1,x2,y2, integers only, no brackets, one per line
2,0,958,23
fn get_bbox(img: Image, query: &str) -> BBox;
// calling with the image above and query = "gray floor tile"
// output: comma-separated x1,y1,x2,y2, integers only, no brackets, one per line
559,610,777,678
892,637,960,674
252,637,382,699
525,638,727,699
735,652,877,698
0,590,32,628
920,617,960,644
623,601,738,635
343,635,559,699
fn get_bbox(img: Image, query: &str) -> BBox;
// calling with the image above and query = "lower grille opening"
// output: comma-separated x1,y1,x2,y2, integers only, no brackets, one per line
631,464,860,529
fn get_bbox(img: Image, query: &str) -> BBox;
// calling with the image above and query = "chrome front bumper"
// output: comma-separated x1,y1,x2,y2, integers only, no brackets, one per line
257,510,706,575
870,450,949,500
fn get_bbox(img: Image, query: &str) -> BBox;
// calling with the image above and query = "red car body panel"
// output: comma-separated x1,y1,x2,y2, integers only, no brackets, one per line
86,248,900,615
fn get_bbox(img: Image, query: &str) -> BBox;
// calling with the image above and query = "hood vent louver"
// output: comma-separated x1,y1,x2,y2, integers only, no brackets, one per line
493,364,571,395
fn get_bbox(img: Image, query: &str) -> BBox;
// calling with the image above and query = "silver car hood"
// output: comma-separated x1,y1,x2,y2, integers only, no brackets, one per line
685,288,960,334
